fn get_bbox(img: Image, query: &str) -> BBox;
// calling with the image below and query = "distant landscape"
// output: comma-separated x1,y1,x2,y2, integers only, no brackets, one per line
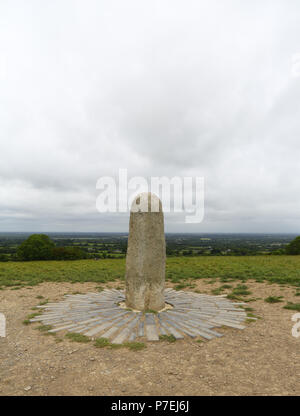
1,232,300,290
0,232,297,262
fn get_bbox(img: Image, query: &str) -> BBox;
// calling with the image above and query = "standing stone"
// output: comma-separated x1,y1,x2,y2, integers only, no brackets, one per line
125,192,166,311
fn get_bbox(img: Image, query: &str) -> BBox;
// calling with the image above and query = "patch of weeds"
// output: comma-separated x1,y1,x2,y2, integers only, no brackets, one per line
123,342,146,351
109,344,126,349
283,302,300,311
241,298,257,303
244,307,254,312
226,293,242,301
247,313,261,319
196,339,203,343
295,292,300,297
94,337,145,350
232,284,251,296
65,332,90,343
94,337,110,348
211,288,224,295
116,286,123,290
219,277,235,283
72,291,82,295
10,286,22,290
55,338,63,343
22,312,40,325
159,334,176,343
144,309,158,314
211,284,232,295
27,312,40,320
221,284,233,289
38,299,49,306
36,295,44,299
264,296,284,304
36,324,52,332
174,283,189,290
245,319,255,324
35,324,55,335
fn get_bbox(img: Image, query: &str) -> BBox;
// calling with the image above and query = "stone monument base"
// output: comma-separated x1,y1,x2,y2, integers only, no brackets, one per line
29,288,251,344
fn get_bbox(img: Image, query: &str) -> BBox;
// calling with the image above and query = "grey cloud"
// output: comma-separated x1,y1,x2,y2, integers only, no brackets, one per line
0,0,300,232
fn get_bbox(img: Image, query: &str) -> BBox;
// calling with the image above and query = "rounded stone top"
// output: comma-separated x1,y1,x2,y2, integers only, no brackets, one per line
130,192,163,213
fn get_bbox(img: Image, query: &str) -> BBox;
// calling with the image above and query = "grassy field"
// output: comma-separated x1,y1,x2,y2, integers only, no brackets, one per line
0,255,300,288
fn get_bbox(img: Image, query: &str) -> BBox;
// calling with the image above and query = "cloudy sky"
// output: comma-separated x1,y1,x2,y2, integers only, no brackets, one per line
1,0,300,233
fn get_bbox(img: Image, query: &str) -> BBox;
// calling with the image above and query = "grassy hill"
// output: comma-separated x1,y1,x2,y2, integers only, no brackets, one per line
1,255,300,289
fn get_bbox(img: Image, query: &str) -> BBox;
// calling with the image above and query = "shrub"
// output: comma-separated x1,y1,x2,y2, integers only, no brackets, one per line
16,234,89,261
51,247,89,260
286,236,300,255
17,234,55,261
0,254,9,262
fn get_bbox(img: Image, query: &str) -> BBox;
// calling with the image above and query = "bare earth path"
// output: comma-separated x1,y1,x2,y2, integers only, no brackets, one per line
0,280,299,396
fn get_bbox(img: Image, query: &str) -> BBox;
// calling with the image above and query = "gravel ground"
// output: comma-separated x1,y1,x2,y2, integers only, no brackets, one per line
0,280,299,396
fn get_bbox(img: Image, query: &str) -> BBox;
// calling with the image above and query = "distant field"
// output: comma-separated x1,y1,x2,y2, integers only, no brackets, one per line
0,256,300,288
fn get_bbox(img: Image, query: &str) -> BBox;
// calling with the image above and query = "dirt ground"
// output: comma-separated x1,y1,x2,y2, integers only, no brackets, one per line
0,280,299,396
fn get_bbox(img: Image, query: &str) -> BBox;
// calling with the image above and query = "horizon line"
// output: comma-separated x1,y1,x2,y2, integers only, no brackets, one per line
0,231,299,235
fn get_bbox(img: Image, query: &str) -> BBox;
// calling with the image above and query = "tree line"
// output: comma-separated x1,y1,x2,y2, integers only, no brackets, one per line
1,233,300,262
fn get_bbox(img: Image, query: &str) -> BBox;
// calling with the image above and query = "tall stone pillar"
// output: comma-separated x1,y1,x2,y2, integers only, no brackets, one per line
125,192,166,311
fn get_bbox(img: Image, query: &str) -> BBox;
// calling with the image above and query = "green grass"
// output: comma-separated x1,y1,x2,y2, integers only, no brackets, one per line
94,337,111,348
231,284,251,296
211,288,224,295
159,334,177,343
38,299,49,305
123,342,146,351
27,312,40,320
22,312,40,325
1,256,300,288
144,309,158,314
283,302,300,311
35,324,54,335
0,259,125,287
174,283,189,290
247,312,261,319
65,332,91,343
94,337,146,350
264,296,284,304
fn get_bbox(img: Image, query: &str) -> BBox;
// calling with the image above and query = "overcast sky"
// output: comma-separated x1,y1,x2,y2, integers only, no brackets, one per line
0,0,300,233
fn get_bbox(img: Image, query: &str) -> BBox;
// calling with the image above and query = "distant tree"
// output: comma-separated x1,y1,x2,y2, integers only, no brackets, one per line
270,249,285,255
166,247,174,256
17,234,55,261
52,247,89,260
0,254,9,262
286,236,300,255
